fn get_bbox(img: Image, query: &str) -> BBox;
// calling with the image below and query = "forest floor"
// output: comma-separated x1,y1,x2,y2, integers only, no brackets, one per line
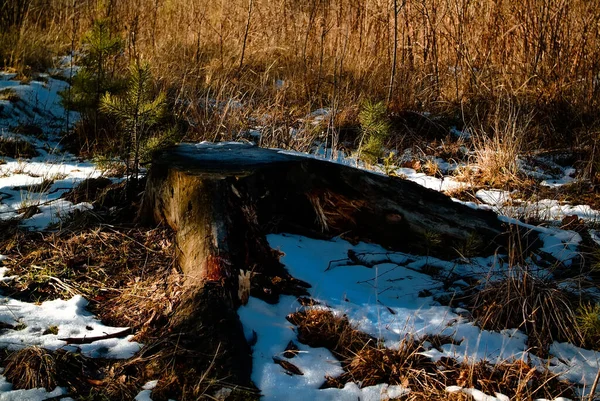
1,65,600,401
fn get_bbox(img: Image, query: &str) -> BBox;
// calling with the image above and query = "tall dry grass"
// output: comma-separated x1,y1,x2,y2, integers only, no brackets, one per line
2,0,600,148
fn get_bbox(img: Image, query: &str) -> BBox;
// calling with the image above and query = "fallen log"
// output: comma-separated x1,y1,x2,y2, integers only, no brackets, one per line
138,142,507,394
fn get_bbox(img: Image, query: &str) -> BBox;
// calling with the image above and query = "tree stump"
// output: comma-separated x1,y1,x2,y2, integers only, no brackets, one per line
138,142,506,394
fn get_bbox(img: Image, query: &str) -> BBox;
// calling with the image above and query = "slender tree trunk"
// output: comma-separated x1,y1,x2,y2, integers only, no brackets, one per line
238,0,254,73
387,0,401,105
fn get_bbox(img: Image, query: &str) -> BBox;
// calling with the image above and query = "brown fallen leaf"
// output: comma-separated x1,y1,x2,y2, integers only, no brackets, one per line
273,356,303,375
283,340,299,358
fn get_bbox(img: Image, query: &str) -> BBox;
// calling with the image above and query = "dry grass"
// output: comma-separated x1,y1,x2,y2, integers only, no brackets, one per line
0,217,187,398
0,27,61,76
468,100,531,187
0,88,19,102
0,224,177,332
287,309,444,392
469,268,583,354
338,339,440,389
3,347,59,390
515,180,600,213
306,190,367,234
62,177,113,204
0,137,38,159
286,309,374,356
2,346,142,398
3,0,600,163
287,306,575,400
12,178,55,193
444,359,575,401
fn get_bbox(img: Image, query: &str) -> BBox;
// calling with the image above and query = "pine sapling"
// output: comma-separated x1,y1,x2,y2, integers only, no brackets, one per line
100,62,166,186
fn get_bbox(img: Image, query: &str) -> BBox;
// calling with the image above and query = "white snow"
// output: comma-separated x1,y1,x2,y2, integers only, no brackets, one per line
239,233,594,400
450,126,471,140
135,381,160,401
548,342,600,390
0,295,140,358
0,76,77,133
0,380,67,401
541,167,577,187
476,189,600,224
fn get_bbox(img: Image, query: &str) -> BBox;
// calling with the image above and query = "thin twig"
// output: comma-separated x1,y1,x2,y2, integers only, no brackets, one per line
59,327,132,345
589,367,600,401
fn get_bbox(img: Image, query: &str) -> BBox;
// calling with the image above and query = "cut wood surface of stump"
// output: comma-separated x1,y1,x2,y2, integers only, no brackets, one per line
138,142,507,393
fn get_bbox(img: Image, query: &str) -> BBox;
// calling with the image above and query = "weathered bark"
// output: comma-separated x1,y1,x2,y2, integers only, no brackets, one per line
138,143,507,392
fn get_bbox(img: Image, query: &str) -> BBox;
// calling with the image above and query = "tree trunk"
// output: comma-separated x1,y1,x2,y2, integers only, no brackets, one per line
138,143,506,394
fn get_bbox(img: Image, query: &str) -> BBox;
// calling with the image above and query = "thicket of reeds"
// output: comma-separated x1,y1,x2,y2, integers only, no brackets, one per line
2,0,599,155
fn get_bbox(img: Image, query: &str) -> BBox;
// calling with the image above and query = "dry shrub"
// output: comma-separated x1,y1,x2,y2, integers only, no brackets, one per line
469,269,582,354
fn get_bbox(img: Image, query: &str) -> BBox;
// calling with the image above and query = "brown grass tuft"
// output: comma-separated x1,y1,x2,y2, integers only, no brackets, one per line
2,347,142,398
469,269,582,354
286,309,374,357
468,100,531,188
3,347,58,390
340,339,440,389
